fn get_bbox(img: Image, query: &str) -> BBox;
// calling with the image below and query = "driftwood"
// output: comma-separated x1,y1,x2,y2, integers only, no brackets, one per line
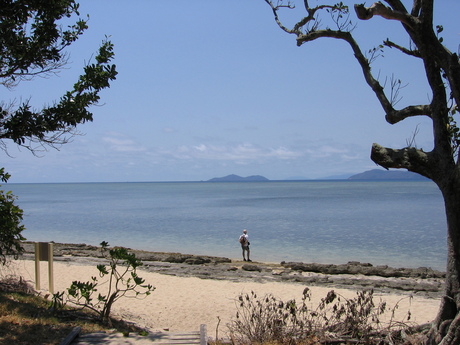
58,326,81,345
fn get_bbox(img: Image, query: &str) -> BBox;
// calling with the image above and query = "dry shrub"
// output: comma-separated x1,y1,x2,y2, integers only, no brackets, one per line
0,274,35,294
228,288,419,345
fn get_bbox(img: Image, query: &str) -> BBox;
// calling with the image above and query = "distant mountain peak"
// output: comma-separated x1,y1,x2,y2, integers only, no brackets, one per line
207,174,269,182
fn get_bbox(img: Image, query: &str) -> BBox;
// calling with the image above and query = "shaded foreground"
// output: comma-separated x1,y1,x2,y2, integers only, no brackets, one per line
0,276,145,345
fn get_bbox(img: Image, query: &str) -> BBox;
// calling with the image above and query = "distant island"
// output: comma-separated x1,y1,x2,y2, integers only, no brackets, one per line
207,174,269,182
207,170,430,182
348,169,429,181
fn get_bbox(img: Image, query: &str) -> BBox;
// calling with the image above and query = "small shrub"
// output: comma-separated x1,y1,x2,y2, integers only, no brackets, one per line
228,288,320,344
59,242,154,324
228,288,414,345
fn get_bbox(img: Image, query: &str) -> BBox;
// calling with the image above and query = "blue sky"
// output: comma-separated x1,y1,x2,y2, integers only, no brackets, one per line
3,1,460,183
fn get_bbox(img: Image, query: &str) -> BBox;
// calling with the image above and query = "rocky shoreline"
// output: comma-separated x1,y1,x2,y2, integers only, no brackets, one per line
21,242,445,298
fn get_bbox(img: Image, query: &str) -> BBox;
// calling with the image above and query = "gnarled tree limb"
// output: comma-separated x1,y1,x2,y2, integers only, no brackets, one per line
371,143,432,178
386,104,432,124
354,2,417,29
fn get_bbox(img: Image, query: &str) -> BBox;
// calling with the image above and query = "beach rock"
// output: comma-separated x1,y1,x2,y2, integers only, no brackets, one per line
347,261,373,267
272,269,287,275
284,275,331,284
242,264,262,272
163,255,188,263
21,242,232,265
19,242,445,298
184,257,211,265
281,261,445,279
213,257,232,264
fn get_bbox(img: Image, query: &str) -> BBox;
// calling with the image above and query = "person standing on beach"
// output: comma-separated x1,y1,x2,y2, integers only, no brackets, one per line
239,229,251,262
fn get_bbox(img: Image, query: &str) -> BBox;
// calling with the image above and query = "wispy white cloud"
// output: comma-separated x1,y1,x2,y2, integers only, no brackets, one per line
268,147,303,159
102,133,147,153
162,127,176,134
3,135,371,182
305,145,349,158
160,143,302,162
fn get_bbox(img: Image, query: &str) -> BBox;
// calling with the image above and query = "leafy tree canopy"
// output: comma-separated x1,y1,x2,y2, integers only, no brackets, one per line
0,0,117,262
0,0,117,152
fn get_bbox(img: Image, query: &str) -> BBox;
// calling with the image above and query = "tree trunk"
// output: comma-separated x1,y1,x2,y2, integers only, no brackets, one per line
101,292,118,325
427,175,460,345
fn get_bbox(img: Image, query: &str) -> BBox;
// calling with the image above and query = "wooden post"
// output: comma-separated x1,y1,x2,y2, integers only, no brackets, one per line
200,324,207,345
34,242,54,293
34,243,40,291
48,243,54,294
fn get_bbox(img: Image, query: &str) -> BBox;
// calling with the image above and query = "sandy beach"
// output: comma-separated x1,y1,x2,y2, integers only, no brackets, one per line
5,254,441,338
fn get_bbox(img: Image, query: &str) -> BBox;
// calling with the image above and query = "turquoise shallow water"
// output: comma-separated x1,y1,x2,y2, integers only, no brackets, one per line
8,180,447,270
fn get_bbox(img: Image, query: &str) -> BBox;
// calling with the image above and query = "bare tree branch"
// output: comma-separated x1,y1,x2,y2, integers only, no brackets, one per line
264,0,350,36
386,104,432,124
370,143,432,178
383,39,421,58
264,0,458,174
0,55,69,89
354,2,417,29
297,29,400,118
294,20,434,128
383,0,409,13
263,0,297,35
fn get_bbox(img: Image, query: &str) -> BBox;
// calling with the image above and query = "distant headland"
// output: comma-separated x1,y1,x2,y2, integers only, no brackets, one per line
207,169,429,182
206,174,269,182
348,169,429,181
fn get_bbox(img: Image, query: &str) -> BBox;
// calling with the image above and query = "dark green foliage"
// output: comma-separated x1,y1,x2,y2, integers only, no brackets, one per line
0,1,83,84
0,0,117,149
0,1,117,265
0,38,117,148
0,168,25,264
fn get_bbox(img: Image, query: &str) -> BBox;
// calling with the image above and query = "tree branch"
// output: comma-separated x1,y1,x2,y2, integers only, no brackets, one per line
264,0,458,177
382,0,407,12
383,39,421,58
264,0,350,36
263,0,297,35
296,24,436,127
297,29,399,116
386,104,432,124
410,0,422,17
354,2,417,29
370,143,432,178
419,0,434,26
292,4,342,33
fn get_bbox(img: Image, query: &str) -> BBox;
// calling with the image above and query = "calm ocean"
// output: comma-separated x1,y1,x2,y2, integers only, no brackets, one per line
8,180,447,271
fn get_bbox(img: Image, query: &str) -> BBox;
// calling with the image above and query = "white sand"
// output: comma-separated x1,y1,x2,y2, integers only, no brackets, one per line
6,258,439,336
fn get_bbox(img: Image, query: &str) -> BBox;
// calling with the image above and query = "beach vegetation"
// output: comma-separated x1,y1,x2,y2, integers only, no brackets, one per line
0,169,25,264
0,275,147,345
227,288,423,345
59,242,155,324
263,1,460,343
0,1,117,264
